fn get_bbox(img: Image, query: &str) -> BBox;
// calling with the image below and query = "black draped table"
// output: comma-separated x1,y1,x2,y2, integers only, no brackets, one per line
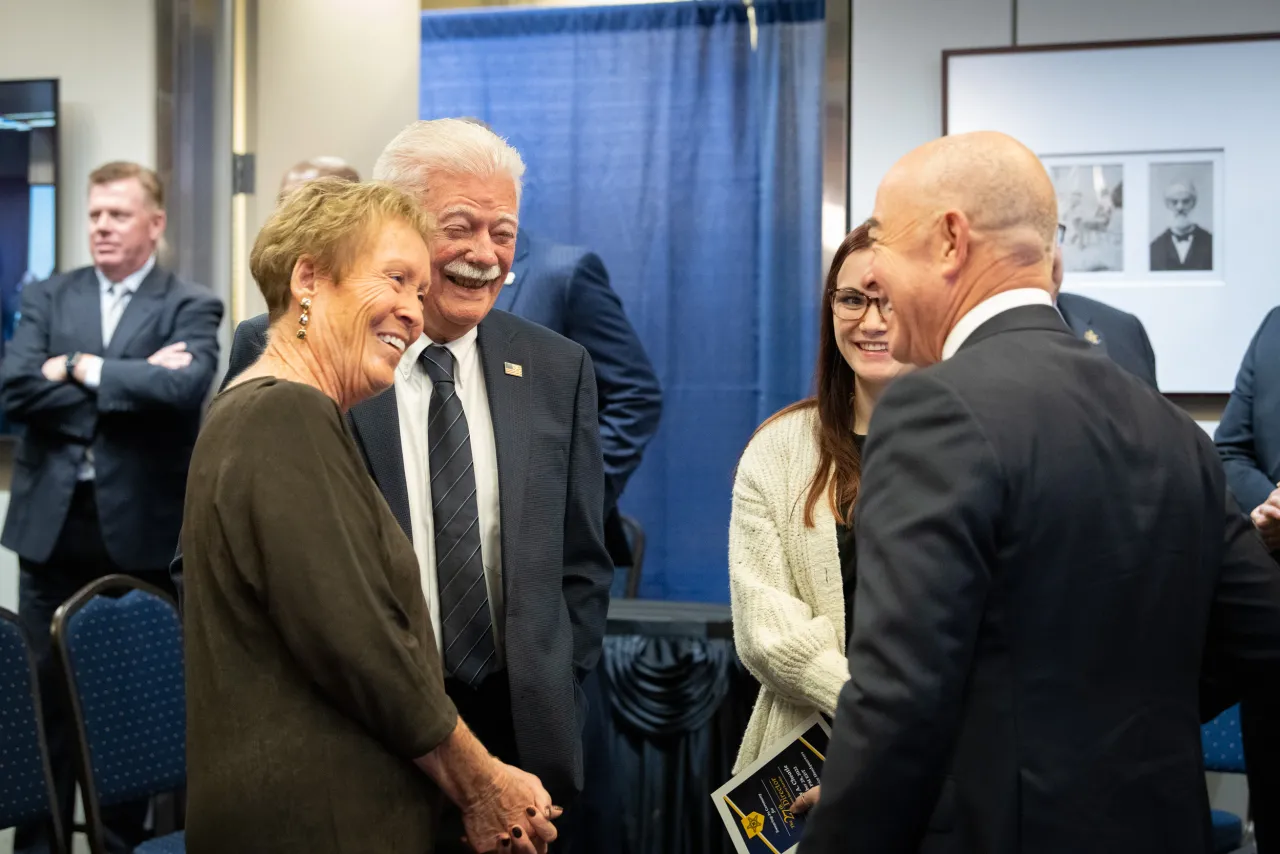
571,599,757,854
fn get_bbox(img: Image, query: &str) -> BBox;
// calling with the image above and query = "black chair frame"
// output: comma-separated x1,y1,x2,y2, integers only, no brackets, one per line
0,606,69,854
50,574,181,854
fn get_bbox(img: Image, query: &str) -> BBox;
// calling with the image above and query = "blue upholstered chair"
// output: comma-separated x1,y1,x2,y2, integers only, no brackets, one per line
0,607,66,853
1202,704,1252,853
52,575,186,854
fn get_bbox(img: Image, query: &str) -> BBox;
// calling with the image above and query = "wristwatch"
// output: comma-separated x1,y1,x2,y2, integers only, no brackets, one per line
65,352,82,381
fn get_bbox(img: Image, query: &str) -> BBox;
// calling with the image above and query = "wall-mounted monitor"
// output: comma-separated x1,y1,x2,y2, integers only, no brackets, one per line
0,78,58,434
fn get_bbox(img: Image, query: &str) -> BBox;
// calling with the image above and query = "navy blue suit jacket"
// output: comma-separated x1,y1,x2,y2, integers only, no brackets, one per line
496,231,661,514
1057,291,1157,389
1216,307,1280,515
1,265,223,570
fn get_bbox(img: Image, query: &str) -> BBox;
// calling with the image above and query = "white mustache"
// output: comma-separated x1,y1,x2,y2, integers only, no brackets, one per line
444,260,501,282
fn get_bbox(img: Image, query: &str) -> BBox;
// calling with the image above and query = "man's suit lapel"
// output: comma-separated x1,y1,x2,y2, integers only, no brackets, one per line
105,267,167,357
348,386,414,541
478,314,530,571
71,268,105,354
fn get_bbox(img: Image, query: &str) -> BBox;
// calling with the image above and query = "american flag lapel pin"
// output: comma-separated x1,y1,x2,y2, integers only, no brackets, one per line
504,362,524,377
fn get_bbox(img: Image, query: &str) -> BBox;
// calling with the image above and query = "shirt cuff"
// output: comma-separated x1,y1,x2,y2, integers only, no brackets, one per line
81,355,104,389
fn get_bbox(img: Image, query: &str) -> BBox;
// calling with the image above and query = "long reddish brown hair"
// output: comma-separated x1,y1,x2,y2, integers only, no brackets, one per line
753,224,873,527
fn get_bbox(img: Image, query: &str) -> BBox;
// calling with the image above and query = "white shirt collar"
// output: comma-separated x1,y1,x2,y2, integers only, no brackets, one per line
941,288,1054,360
95,254,156,295
399,325,480,385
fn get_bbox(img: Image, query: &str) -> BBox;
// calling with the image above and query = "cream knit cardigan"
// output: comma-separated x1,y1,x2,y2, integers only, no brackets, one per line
729,405,848,773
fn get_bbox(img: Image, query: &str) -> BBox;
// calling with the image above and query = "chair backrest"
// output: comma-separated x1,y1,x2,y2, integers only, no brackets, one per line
53,575,185,825
620,514,646,599
1202,704,1247,775
0,608,66,851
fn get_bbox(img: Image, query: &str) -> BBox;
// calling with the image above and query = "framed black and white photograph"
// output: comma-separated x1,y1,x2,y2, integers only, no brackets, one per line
1148,161,1215,272
944,34,1280,392
1050,163,1124,273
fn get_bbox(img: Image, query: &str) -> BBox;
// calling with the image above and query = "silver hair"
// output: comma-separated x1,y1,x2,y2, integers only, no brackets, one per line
373,118,525,206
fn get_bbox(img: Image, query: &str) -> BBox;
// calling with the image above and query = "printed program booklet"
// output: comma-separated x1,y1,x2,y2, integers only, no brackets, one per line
711,713,830,854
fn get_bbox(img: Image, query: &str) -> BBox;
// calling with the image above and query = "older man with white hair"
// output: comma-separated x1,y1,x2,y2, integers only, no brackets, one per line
195,119,613,852
1150,179,1213,271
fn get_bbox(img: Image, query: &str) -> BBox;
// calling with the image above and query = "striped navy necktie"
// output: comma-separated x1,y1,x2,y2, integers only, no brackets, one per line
420,344,495,687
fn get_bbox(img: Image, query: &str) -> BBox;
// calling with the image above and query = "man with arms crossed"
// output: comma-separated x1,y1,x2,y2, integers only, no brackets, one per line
799,132,1280,854
3,162,222,853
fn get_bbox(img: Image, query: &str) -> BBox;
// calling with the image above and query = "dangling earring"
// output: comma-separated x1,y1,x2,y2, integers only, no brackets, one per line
297,297,311,340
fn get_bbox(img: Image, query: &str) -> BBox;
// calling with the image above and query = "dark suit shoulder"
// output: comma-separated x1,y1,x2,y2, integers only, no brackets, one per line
1256,305,1280,338
1058,291,1140,328
26,265,95,296
235,313,271,340
521,231,590,278
484,309,589,359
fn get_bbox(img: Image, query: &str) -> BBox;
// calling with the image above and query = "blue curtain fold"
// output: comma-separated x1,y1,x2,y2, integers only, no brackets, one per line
421,0,825,602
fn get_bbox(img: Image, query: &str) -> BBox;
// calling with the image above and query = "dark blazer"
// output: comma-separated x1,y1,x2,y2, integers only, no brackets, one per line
1216,306,1280,515
1,265,222,570
802,305,1280,854
499,232,661,566
1213,307,1280,854
208,309,611,801
497,231,661,514
1057,291,1157,389
1150,225,1213,272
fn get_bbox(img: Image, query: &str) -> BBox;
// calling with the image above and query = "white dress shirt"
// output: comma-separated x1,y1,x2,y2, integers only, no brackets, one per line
1172,231,1194,264
941,288,1055,361
77,255,156,480
396,329,505,668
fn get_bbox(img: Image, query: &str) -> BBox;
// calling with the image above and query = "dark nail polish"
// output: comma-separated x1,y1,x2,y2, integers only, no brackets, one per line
527,807,538,817
512,827,523,839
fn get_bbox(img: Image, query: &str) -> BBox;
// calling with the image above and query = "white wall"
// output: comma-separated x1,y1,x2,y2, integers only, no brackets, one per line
0,0,157,273
849,0,1280,220
243,0,421,318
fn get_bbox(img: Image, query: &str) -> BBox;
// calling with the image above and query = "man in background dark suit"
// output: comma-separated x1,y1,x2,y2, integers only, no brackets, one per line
799,132,1280,854
1216,305,1280,852
498,230,661,566
1,161,222,854
1150,180,1213,272
1051,231,1159,389
198,120,611,851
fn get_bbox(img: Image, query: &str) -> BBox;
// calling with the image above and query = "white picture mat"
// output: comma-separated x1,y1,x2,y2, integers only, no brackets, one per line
946,38,1280,392
1042,151,1225,280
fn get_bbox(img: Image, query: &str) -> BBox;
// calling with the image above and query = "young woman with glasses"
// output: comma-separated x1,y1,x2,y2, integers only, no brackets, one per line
728,223,911,771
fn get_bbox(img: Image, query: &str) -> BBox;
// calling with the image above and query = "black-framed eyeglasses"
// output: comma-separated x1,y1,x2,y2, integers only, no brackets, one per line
831,288,892,321
1056,223,1067,245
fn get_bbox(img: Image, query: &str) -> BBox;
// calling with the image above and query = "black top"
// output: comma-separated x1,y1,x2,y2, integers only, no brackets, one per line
835,433,866,645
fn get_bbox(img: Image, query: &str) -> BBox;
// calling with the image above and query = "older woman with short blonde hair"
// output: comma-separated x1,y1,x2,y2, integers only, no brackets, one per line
182,179,558,854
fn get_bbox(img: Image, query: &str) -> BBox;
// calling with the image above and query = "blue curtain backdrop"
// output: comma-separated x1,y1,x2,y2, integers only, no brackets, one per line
420,0,825,603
